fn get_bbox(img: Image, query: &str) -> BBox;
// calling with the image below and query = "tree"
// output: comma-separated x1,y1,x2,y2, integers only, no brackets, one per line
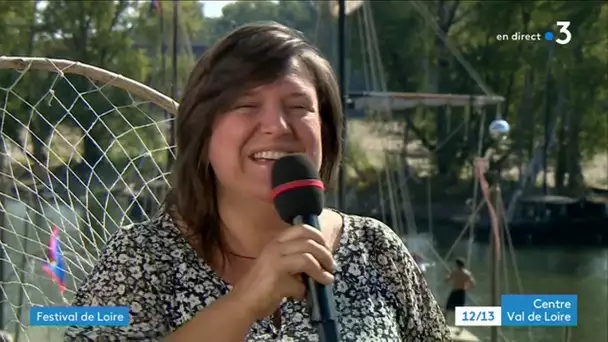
37,0,148,164
0,0,152,242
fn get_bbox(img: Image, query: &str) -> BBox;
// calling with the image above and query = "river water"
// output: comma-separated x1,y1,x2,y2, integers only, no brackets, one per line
407,230,608,342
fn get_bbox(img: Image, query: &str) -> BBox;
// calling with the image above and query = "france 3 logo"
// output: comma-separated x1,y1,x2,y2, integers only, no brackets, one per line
552,21,572,45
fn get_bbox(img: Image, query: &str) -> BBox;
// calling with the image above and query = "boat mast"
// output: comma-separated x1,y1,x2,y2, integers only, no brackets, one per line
337,0,347,211
158,2,170,173
542,40,555,195
169,0,179,170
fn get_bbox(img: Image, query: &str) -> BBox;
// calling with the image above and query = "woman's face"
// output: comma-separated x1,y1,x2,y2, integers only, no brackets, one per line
208,70,322,202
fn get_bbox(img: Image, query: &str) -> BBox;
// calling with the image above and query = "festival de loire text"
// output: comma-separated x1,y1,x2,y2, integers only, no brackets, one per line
35,311,125,323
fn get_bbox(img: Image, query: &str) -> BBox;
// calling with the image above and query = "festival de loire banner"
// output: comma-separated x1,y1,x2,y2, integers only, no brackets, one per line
29,294,577,327
30,306,129,327
455,294,578,327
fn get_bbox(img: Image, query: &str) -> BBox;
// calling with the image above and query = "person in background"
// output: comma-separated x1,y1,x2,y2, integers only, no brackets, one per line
65,22,450,341
445,257,475,326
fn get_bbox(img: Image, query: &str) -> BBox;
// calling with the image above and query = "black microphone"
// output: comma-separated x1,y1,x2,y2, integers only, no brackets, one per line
271,154,341,342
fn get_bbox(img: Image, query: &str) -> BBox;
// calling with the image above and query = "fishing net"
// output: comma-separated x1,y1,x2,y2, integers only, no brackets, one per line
0,56,177,341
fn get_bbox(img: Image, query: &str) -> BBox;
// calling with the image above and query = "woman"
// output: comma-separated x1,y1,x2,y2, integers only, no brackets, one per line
65,22,449,341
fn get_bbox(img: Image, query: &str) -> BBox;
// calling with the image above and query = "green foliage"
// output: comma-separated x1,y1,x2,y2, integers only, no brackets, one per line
1,0,607,201
343,137,377,190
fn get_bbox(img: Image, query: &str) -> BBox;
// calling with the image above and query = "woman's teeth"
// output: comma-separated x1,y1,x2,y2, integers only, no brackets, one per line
251,151,291,160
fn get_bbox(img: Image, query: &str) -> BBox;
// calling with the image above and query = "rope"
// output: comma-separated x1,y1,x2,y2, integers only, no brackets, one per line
474,158,501,261
498,194,533,341
467,108,485,266
408,1,496,97
361,1,418,236
356,3,528,340
423,240,513,342
355,7,387,225
442,201,485,263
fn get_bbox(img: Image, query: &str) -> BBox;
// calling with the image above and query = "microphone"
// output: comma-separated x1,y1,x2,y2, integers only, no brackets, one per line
271,154,341,342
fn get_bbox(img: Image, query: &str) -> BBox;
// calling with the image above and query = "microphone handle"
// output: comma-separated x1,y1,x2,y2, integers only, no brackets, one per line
293,214,341,342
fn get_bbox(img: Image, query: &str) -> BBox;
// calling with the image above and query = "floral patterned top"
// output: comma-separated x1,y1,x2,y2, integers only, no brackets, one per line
64,212,450,341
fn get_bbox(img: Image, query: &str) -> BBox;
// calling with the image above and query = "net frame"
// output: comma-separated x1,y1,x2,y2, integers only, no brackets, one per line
0,56,178,341
0,57,178,115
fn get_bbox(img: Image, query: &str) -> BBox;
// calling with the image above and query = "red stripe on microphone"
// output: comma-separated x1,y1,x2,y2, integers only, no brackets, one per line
272,179,325,199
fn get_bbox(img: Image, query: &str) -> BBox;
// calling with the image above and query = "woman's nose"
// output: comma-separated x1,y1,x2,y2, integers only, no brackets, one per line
258,104,290,135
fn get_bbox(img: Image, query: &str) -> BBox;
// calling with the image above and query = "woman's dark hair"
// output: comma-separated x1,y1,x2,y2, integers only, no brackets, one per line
164,22,343,264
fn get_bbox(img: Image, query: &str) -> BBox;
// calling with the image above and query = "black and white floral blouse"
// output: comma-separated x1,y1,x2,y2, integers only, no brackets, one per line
65,212,450,341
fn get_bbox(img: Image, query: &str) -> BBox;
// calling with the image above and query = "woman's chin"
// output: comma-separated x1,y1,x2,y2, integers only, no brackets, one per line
245,184,275,203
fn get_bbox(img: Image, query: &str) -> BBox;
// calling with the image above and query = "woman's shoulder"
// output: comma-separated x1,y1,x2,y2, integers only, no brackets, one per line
341,213,450,340
102,212,189,266
333,212,414,268
66,213,185,340
341,213,406,251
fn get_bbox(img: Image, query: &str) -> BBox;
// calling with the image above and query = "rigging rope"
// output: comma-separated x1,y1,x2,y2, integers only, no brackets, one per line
409,1,496,97
475,158,501,261
363,1,419,236
361,4,530,341
355,3,533,340
354,7,386,225
467,107,485,266
357,4,405,236
426,243,514,342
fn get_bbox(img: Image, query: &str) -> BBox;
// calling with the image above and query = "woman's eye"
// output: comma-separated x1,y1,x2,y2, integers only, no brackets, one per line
288,104,312,111
234,103,258,109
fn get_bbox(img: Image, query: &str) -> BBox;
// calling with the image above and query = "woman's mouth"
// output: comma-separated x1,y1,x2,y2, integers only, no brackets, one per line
249,151,298,164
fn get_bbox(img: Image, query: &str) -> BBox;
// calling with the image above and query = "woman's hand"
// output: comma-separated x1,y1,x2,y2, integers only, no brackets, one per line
230,224,335,321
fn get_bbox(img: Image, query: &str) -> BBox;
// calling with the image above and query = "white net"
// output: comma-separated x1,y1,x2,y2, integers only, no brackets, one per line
0,56,178,341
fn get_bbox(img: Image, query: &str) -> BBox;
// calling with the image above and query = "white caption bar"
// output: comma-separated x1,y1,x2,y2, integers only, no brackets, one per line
455,306,502,326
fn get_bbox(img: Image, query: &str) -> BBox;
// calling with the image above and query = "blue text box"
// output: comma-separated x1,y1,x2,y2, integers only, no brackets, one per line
30,306,129,326
501,294,577,327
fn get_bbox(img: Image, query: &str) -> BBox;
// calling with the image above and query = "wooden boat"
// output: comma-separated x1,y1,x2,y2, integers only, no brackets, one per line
450,194,608,245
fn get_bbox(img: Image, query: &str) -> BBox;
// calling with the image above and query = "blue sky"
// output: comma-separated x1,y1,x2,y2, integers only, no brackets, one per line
202,1,280,18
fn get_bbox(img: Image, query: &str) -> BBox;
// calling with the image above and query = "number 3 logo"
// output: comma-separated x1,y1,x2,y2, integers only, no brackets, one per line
556,21,572,45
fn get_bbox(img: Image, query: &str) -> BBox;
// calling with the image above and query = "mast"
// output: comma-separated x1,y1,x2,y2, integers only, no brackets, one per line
542,40,555,195
159,1,170,172
337,0,347,211
169,0,179,170
490,188,500,342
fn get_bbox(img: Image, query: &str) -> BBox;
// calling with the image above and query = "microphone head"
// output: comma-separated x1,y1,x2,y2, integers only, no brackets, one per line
271,154,325,223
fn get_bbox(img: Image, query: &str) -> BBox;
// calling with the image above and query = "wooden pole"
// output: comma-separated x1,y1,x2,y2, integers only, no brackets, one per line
168,0,179,171
489,184,501,342
336,0,347,211
562,326,571,342
542,40,555,195
160,0,171,176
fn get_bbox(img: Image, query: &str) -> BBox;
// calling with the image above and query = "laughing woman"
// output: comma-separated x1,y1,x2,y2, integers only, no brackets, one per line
65,22,450,342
